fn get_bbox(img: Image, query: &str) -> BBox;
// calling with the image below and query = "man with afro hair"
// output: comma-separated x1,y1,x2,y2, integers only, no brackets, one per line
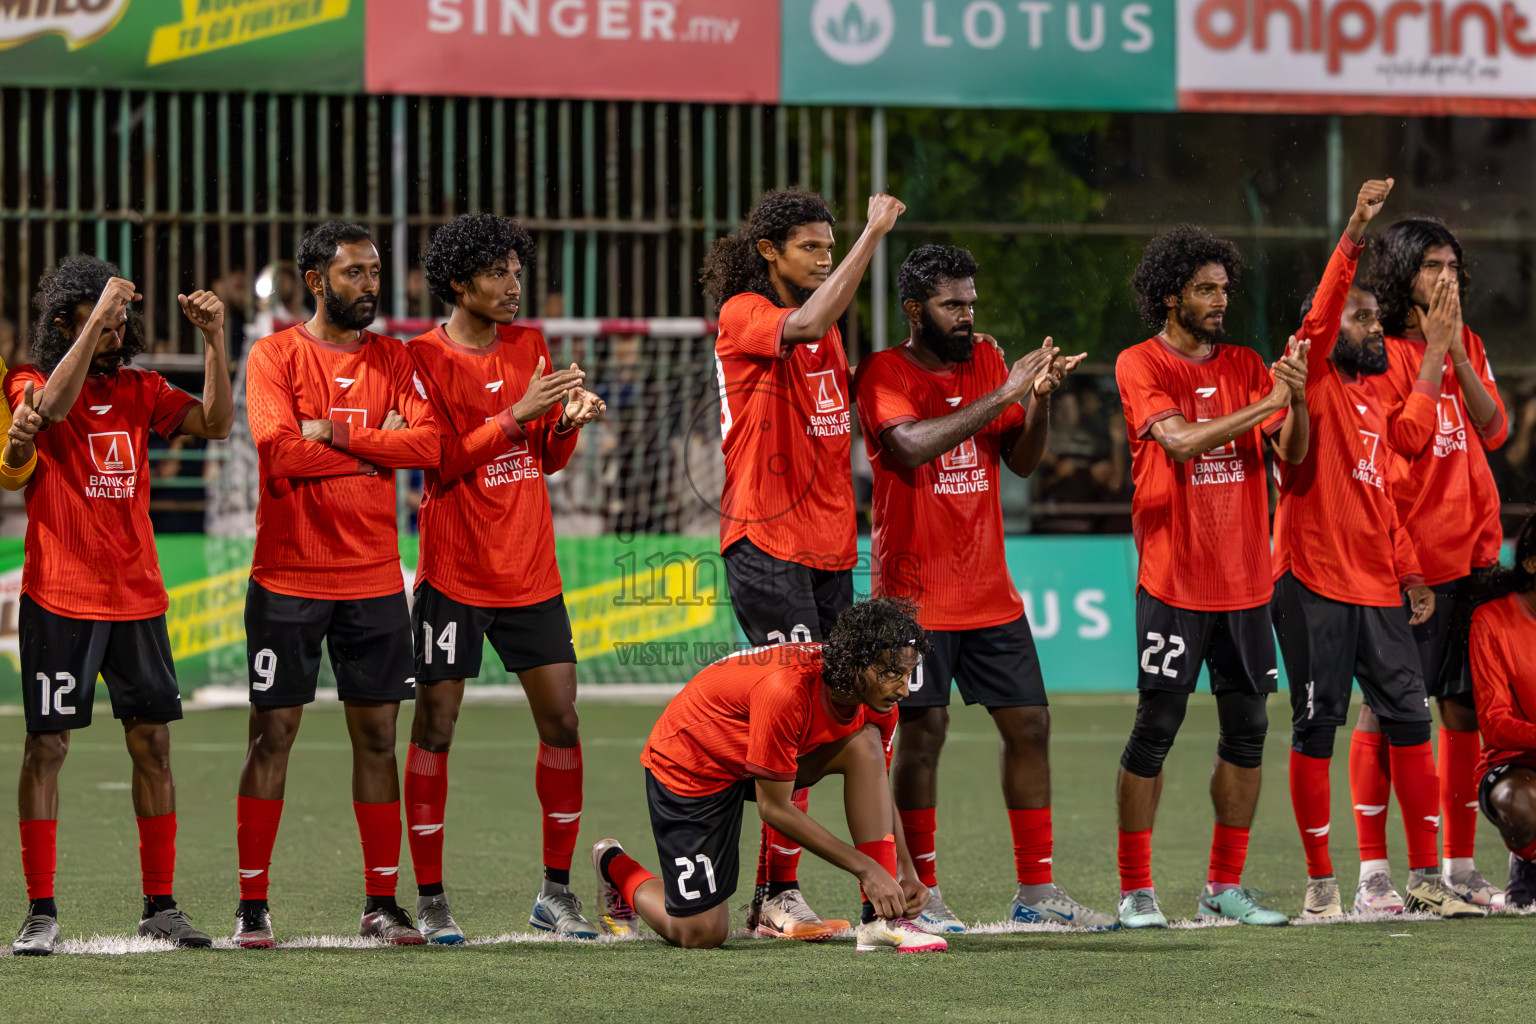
402,213,605,942
591,598,945,953
1347,218,1509,910
6,256,233,955
234,222,441,949
1113,216,1313,929
700,187,905,940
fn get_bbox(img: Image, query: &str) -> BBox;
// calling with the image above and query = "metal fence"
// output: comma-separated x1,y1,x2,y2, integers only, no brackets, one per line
0,89,883,355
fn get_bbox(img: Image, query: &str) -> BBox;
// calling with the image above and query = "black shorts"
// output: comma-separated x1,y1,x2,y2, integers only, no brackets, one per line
411,583,576,683
723,538,853,646
244,580,416,706
1412,576,1474,701
19,596,182,732
1478,762,1536,826
1133,589,1278,695
1272,571,1431,731
645,770,750,917
903,613,1046,709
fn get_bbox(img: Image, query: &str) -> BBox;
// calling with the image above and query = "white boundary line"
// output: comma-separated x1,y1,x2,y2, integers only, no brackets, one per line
10,909,1529,956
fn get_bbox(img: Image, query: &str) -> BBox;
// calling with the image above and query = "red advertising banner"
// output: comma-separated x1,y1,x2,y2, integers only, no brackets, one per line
365,0,779,102
1177,0,1536,116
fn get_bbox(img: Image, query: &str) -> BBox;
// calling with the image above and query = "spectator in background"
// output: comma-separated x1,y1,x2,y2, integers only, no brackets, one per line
1032,377,1130,534
1489,378,1536,534
0,316,22,367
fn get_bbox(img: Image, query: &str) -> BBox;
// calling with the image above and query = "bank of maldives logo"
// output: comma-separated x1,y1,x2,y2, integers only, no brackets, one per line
811,0,895,65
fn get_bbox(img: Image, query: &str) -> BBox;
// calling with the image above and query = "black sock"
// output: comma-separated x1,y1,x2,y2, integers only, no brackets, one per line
544,867,571,887
861,899,876,924
143,894,177,917
237,898,268,915
418,882,445,899
364,895,401,915
29,897,57,919
767,880,798,899
599,846,623,877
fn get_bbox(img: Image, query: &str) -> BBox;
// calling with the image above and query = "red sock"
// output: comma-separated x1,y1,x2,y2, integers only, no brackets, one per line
235,796,283,900
404,745,449,888
535,743,582,874
856,834,898,904
136,813,176,897
1208,823,1250,887
605,852,657,908
1008,807,1053,886
19,819,57,901
353,800,402,897
1117,828,1153,893
899,808,937,888
1512,836,1536,862
1388,740,1440,871
1438,726,1481,862
1349,730,1391,862
754,823,769,888
762,788,809,884
1289,750,1334,877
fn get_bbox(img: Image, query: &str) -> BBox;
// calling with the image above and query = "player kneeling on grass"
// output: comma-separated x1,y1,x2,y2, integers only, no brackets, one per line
591,599,946,952
853,244,1112,933
7,259,233,955
1468,515,1536,910
404,214,605,943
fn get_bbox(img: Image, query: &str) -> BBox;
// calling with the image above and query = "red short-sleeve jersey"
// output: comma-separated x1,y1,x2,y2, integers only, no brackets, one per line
1114,337,1278,612
640,643,895,797
247,326,438,600
714,293,855,570
407,325,579,609
1369,329,1507,586
3,365,197,620
1470,593,1536,781
852,342,1026,630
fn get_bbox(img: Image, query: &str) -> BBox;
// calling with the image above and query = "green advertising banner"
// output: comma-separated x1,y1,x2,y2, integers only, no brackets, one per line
0,532,1154,705
0,0,363,92
780,0,1176,109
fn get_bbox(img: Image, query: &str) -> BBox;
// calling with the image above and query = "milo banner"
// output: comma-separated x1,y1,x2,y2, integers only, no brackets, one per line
0,533,1153,703
0,0,364,92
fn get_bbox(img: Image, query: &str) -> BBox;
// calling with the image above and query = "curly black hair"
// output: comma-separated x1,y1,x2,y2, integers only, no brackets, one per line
898,244,979,306
1131,226,1242,330
31,255,144,375
1472,514,1536,609
296,221,372,279
1364,218,1469,338
422,213,535,306
820,597,932,699
699,189,835,313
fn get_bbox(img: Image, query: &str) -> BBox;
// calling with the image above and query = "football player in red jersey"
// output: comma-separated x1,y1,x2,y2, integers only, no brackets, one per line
701,188,904,938
6,257,232,955
1112,224,1311,929
404,214,605,943
235,222,440,948
854,244,1112,933
1272,183,1484,920
1350,219,1509,909
590,598,944,953
1468,515,1536,909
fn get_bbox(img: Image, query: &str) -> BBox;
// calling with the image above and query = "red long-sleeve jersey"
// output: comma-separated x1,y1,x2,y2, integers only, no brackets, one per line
247,325,438,600
407,325,579,608
1370,328,1507,585
1273,234,1424,606
1470,591,1536,781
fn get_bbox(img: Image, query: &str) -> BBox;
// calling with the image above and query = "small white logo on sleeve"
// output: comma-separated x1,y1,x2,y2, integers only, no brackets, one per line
335,377,356,388
1195,387,1218,398
945,396,962,407
486,380,505,392
89,405,112,415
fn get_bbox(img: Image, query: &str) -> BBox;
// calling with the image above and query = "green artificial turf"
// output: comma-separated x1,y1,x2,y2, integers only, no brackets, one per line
0,697,1530,1023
